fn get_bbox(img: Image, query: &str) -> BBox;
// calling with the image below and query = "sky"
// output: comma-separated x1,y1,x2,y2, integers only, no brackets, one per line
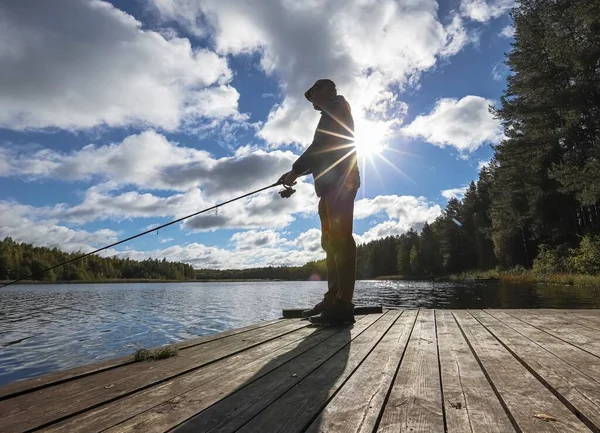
0,0,515,269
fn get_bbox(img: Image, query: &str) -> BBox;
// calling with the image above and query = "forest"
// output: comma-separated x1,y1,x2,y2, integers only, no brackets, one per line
0,237,196,282
1,0,599,283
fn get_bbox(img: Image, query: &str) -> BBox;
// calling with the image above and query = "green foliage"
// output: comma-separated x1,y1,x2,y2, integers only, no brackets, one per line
409,245,420,274
194,259,328,281
567,235,600,274
532,244,569,275
0,237,196,282
451,269,600,287
132,346,178,361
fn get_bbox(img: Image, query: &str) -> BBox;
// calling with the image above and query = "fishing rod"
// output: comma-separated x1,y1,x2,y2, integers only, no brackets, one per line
0,180,296,289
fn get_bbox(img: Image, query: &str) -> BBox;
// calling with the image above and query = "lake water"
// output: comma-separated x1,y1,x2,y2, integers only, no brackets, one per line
1,279,599,387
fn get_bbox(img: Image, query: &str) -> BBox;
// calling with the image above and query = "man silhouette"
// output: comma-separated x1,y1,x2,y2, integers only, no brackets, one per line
278,79,360,325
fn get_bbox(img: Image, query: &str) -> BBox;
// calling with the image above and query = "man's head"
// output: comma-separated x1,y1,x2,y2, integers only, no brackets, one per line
304,79,337,110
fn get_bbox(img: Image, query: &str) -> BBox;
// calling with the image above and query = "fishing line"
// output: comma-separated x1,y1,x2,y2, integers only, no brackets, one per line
0,180,296,288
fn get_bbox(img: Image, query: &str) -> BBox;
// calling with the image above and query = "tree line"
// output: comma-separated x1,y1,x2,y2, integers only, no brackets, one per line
0,237,196,282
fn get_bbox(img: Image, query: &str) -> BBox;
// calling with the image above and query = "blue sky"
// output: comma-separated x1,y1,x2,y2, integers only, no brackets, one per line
0,0,514,269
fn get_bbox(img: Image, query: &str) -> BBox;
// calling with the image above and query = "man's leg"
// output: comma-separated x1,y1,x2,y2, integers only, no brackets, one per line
309,188,357,325
327,188,357,303
319,195,339,304
302,196,338,318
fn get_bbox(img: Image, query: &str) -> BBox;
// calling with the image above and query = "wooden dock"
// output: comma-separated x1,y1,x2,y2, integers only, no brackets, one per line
1,309,600,432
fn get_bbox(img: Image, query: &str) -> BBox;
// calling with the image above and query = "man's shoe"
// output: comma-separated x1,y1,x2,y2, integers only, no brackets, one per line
302,300,327,318
309,300,355,326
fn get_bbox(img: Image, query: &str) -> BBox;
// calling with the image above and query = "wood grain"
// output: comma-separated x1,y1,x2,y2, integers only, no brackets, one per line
453,311,590,433
233,311,404,433
472,310,600,431
109,313,389,433
436,310,515,433
0,319,307,432
40,323,340,433
377,309,445,433
507,309,600,358
0,318,284,400
303,310,417,433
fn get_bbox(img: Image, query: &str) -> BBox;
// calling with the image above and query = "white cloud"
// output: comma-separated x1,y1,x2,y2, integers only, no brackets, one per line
45,188,209,224
0,191,442,268
293,228,322,253
0,198,323,269
401,95,503,152
460,0,514,22
0,201,118,253
441,186,468,200
182,183,318,232
352,195,442,244
355,195,440,221
230,230,292,250
104,239,325,269
492,63,507,81
150,0,474,148
499,25,515,38
0,0,243,131
478,159,491,170
34,179,319,233
1,130,297,197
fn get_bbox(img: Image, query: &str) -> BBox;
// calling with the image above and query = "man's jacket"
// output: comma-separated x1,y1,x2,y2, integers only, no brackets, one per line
292,95,361,197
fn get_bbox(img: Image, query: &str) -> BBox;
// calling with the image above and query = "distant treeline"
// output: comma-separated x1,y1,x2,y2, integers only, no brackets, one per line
0,237,196,282
194,260,328,281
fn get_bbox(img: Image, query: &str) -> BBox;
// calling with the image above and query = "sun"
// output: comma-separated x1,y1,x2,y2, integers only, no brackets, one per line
315,115,414,193
352,118,388,158
349,117,416,191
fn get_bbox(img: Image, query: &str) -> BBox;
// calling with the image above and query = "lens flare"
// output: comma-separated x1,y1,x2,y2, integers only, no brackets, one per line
313,109,415,195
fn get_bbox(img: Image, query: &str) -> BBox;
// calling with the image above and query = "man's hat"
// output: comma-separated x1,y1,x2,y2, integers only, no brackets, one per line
304,79,336,102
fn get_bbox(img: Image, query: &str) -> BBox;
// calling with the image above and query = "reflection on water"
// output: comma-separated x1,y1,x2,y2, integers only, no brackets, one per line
0,280,598,386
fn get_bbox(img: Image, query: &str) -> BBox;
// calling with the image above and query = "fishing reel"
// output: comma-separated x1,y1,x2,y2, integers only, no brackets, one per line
278,183,296,198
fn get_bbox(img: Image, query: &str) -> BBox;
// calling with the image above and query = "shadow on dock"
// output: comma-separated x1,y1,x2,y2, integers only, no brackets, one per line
172,323,351,433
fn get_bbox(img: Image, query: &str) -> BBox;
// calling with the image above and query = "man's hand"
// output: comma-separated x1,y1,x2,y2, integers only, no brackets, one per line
277,170,298,187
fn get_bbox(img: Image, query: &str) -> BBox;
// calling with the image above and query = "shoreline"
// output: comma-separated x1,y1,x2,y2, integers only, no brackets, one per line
376,271,600,288
448,270,600,287
2,272,599,287
0,278,285,285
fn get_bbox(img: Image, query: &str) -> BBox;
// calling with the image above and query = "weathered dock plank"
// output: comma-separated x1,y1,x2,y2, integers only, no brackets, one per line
232,311,402,433
377,309,445,433
97,315,376,433
483,310,600,383
41,323,340,433
169,312,391,433
0,319,307,433
436,310,515,433
304,310,417,433
453,311,591,432
0,318,285,400
471,310,600,431
282,305,383,318
508,309,600,358
0,309,599,433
